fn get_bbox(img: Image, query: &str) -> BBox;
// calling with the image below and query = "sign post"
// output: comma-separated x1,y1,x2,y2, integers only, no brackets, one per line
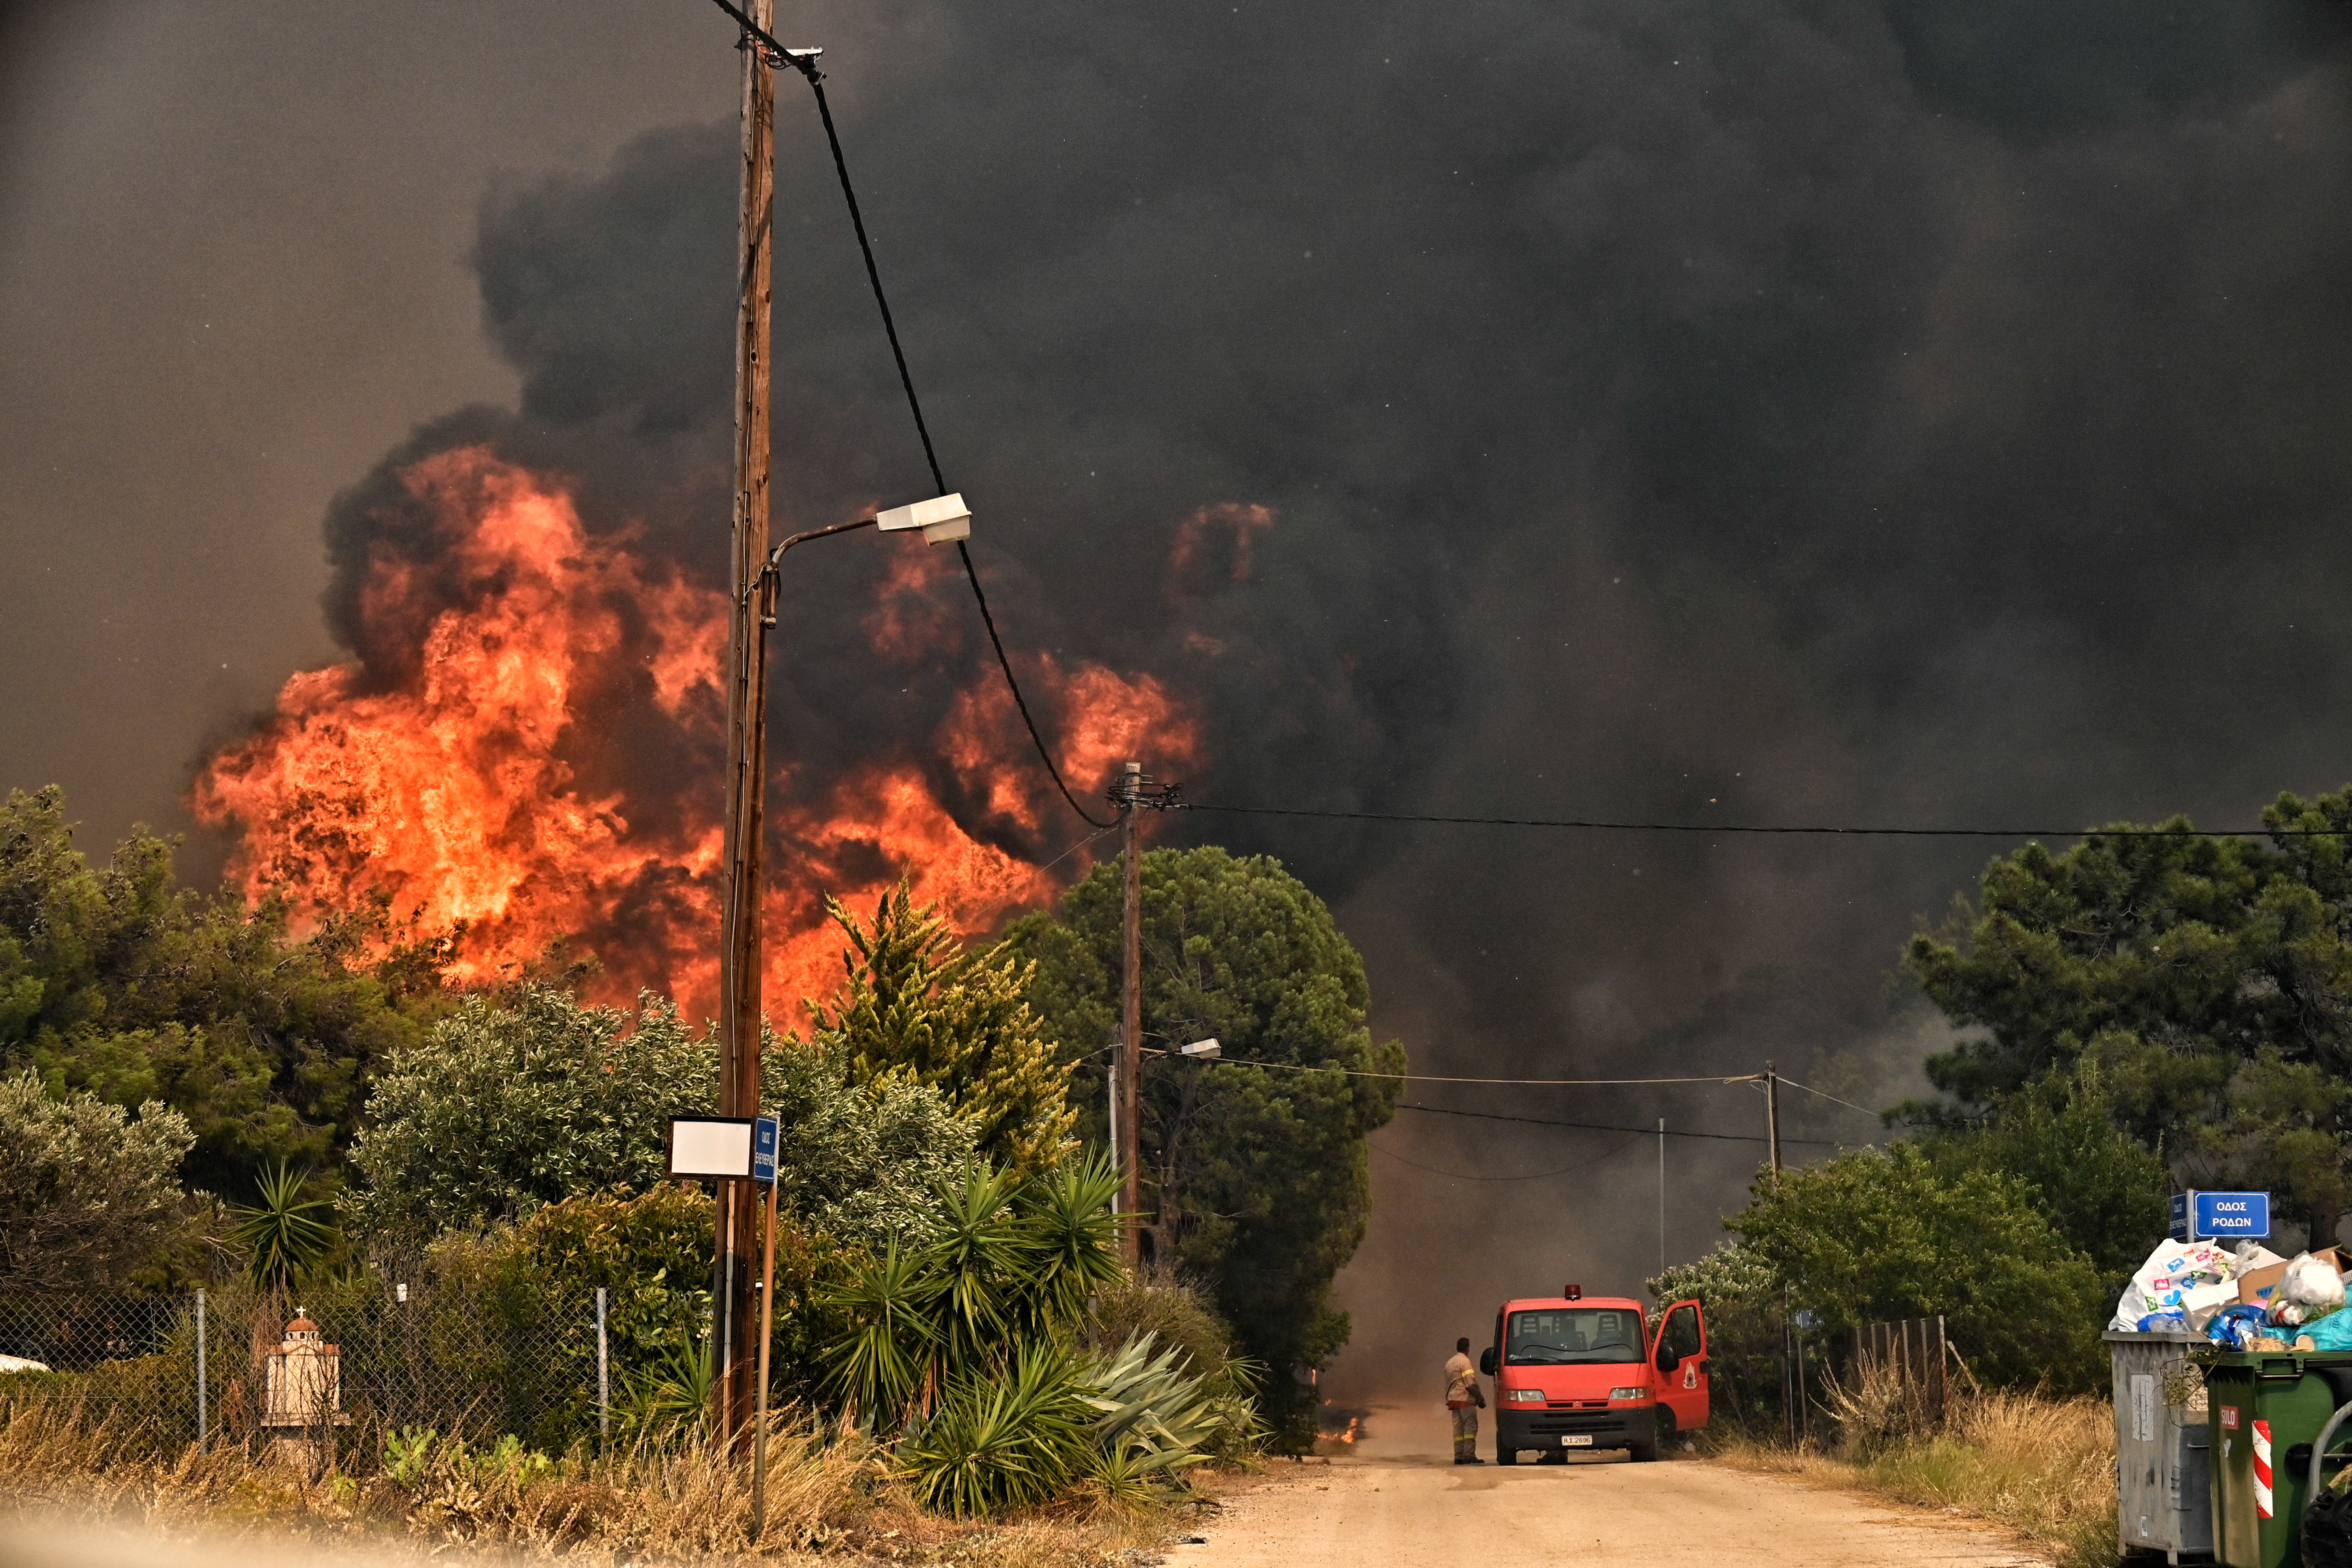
2169,1190,2271,1243
750,1113,779,1540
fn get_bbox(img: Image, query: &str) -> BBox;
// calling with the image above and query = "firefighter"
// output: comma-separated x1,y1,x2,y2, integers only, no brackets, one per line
1445,1335,1485,1464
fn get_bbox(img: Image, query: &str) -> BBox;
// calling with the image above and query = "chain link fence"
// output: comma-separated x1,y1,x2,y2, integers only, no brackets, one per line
0,1271,635,1462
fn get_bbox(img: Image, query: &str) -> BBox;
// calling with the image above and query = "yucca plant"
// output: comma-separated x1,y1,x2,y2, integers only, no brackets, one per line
900,1339,1095,1517
620,1332,717,1439
823,1241,940,1429
231,1162,338,1293
1021,1152,1125,1330
928,1165,1036,1365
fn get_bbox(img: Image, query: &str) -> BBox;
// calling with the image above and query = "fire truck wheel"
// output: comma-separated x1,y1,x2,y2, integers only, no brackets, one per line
1495,1446,1518,1466
1628,1438,1659,1462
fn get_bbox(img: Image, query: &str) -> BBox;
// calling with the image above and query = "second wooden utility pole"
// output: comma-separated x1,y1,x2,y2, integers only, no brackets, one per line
1118,761,1144,1268
715,0,777,1445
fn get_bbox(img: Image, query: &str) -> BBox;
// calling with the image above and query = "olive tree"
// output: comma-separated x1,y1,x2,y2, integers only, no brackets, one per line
0,1069,194,1295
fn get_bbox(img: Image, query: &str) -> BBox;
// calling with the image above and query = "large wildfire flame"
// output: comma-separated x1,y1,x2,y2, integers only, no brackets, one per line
193,448,1194,1025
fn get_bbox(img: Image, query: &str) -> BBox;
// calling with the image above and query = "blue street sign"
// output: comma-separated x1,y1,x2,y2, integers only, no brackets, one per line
2169,1190,2268,1241
753,1114,778,1186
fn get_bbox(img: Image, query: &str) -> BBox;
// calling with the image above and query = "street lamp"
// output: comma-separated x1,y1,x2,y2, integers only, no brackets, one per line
1178,1038,1221,1060
714,492,970,1437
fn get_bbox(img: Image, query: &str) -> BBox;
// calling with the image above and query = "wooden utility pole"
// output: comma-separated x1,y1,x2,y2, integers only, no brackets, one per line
1767,1058,1798,1444
1118,761,1144,1268
715,0,777,1444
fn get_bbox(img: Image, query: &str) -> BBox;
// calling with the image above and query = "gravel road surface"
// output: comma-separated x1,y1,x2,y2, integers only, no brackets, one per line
1171,1403,2051,1568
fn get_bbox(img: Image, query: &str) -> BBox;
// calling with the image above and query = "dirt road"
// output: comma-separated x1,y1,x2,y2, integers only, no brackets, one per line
1173,1404,2050,1568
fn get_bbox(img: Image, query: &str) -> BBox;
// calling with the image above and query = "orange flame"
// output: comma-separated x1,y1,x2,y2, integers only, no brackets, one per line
192,448,1200,1027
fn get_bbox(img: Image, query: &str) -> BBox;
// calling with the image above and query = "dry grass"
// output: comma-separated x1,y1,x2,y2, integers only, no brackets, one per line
0,1400,1202,1566
1710,1385,2117,1568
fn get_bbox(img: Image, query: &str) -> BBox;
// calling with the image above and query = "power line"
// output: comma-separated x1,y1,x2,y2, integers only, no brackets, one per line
1775,1076,1880,1118
1179,803,2351,840
700,4,2331,857
1390,1101,1848,1147
1193,1057,1762,1087
1371,1133,1646,1183
705,0,1115,831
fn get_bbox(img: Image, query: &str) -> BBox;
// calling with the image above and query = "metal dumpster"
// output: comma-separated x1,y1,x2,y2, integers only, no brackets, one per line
2204,1348,2352,1567
2107,1329,2214,1562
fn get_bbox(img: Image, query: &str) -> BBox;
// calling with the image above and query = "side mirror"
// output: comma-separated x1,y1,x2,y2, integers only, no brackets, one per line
1655,1346,1681,1375
1478,1347,1496,1377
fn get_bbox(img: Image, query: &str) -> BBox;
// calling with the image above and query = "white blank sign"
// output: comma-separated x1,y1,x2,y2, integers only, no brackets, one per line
668,1117,753,1178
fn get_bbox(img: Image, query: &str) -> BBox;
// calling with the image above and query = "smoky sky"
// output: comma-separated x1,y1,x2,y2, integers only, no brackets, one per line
9,0,2352,1400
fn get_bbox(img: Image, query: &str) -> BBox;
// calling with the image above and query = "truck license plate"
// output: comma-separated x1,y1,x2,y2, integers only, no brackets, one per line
1561,1435,1594,1447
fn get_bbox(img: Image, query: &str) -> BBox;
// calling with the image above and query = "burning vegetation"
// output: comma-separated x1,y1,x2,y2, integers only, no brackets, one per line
193,447,1194,1023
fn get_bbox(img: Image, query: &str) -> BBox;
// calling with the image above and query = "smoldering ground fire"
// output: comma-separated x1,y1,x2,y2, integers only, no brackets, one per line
192,445,1197,1024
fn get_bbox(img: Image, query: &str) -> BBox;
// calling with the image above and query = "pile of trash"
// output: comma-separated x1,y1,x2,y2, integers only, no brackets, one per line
2113,1239,2352,1349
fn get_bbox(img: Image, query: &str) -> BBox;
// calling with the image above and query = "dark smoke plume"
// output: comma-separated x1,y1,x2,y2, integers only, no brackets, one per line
161,0,2352,1395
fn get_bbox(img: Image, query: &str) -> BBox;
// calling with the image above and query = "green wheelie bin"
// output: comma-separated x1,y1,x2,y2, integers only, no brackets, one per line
2205,1348,2352,1566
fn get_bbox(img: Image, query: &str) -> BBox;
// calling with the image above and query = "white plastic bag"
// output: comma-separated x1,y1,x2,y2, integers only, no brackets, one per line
2113,1239,2237,1332
2283,1252,2347,1312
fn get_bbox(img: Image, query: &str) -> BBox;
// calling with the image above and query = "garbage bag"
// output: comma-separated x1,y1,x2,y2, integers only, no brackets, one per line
2305,1479,2352,1567
2306,1312,2352,1353
2287,1253,2349,1312
2116,1240,2239,1331
2210,1304,2273,1350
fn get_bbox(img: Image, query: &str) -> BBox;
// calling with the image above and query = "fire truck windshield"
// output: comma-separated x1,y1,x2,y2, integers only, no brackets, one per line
1503,1308,1645,1365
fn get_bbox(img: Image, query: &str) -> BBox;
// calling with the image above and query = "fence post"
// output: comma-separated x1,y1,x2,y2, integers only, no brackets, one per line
596,1287,610,1448
196,1288,207,1451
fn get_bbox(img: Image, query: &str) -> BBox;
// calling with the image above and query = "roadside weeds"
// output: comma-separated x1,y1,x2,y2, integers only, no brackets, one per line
1706,1389,2116,1568
0,1400,1227,1566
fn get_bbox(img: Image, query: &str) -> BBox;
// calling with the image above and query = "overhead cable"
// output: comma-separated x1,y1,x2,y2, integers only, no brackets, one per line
1774,1077,1881,1118
1191,1057,1761,1087
1390,1101,1846,1147
703,0,1114,830
1370,1135,1645,1183
1179,803,2350,840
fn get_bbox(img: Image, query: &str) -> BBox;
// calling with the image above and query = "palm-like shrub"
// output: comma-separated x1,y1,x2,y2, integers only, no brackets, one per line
901,1341,1095,1517
824,1153,1257,1515
825,1241,940,1428
820,1154,1122,1430
232,1162,338,1292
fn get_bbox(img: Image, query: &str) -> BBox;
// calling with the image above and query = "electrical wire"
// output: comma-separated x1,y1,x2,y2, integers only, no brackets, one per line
1178,803,2352,840
1774,1077,1881,1118
699,5,2323,854
1390,1101,1846,1147
1038,820,1121,874
700,0,1115,830
1197,1057,1761,1087
1371,1133,1646,1183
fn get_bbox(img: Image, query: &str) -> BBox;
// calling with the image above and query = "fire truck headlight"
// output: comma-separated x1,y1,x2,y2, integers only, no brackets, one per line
1505,1389,1545,1402
1608,1388,1646,1400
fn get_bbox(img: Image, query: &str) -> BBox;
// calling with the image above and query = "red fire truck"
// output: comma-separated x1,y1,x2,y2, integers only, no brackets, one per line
1475,1288,1708,1464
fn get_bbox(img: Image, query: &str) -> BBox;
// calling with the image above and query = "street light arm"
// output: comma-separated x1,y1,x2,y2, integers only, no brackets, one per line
743,515,880,621
768,514,878,566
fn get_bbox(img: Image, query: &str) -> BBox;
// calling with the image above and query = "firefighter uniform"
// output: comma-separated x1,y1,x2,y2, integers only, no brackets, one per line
1445,1349,1482,1462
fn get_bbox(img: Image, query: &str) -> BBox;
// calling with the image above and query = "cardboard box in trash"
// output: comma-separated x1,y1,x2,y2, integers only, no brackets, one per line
2237,1247,2343,1307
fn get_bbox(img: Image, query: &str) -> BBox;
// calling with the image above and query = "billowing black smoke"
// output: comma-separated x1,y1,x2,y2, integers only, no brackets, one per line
308,0,2352,1397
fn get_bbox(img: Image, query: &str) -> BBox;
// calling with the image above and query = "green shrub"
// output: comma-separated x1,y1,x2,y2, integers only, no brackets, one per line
818,1155,1122,1434
1698,1144,2109,1395
900,1340,1094,1517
